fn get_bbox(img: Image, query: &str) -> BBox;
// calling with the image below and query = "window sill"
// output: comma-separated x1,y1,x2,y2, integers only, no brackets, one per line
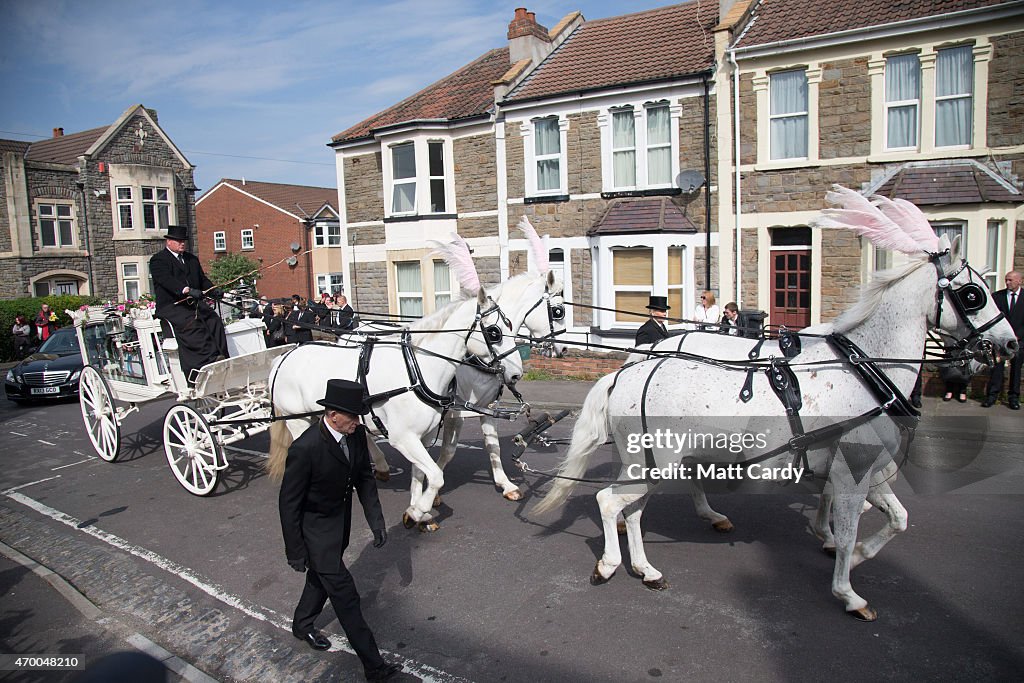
383,213,458,223
601,188,682,200
524,194,570,204
114,231,165,241
753,159,817,171
35,248,88,257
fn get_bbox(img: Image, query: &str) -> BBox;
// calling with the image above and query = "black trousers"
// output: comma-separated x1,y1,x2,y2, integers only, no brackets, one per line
986,348,1023,401
293,564,385,672
168,309,228,384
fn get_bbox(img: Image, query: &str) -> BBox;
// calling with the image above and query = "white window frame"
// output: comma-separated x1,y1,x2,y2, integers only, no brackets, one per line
213,231,226,252
433,260,451,309
934,44,974,149
122,262,141,301
983,219,1003,292
141,185,170,231
316,273,344,295
116,186,134,231
884,53,921,151
395,261,424,317
390,142,417,215
524,115,568,196
610,246,654,324
599,100,680,192
240,229,254,250
931,220,966,254
610,107,638,190
645,102,673,187
427,141,447,214
36,201,76,249
769,69,809,161
314,222,341,247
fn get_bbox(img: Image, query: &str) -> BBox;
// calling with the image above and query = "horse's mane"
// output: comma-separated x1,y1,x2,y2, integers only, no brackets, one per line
829,257,932,334
406,297,466,334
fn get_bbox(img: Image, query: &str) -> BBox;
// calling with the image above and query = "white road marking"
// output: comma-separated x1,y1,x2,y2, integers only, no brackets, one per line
10,432,28,437
3,476,61,492
3,491,453,683
37,439,57,446
52,457,97,470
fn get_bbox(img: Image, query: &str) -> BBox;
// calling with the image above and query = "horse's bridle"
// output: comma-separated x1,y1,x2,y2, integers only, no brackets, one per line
518,282,567,345
929,250,1005,362
463,296,518,370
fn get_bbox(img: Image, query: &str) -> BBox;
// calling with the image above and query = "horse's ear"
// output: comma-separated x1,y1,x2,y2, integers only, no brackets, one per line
477,288,488,306
547,270,555,288
950,234,962,261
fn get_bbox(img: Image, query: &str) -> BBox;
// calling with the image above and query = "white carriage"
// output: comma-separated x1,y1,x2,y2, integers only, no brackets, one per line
73,305,292,496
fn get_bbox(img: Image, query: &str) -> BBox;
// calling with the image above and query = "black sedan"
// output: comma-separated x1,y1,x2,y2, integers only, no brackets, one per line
5,327,83,402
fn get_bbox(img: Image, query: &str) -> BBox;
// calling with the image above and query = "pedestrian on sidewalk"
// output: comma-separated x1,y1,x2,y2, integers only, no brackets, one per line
278,379,401,682
982,271,1023,410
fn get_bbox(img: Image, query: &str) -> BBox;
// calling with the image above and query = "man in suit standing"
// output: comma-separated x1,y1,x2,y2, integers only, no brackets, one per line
335,293,355,331
635,295,671,347
982,271,1024,410
285,297,315,344
279,379,401,682
149,225,228,384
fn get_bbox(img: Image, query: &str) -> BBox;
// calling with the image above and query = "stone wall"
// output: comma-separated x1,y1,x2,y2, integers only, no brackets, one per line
508,249,528,276
818,229,863,320
456,216,499,239
740,164,872,213
351,223,385,246
739,73,757,166
740,228,759,310
350,260,387,311
505,122,525,199
693,245,719,294
988,31,1024,148
570,248,593,326
819,57,871,159
453,134,497,213
566,111,601,195
1016,219,1024,273
507,197,608,239
0,156,12,253
344,153,383,224
476,256,500,286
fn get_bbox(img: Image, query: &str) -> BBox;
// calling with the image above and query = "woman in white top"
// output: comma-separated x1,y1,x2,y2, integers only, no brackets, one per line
694,290,720,327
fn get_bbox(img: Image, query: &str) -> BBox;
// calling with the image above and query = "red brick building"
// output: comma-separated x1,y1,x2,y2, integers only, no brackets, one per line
194,179,340,301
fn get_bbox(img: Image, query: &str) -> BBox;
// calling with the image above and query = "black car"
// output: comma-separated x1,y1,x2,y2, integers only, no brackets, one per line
5,327,83,402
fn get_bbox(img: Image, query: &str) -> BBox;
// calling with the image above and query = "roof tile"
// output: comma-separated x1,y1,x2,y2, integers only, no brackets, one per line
874,163,1022,205
24,127,107,165
205,179,338,217
588,197,698,235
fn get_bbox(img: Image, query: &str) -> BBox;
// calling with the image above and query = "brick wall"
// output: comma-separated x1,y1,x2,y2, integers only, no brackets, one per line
195,186,310,300
819,56,871,159
453,134,497,213
344,153,383,223
988,31,1024,148
525,348,627,379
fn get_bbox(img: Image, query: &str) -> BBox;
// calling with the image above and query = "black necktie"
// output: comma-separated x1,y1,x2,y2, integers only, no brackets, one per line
1011,291,1018,311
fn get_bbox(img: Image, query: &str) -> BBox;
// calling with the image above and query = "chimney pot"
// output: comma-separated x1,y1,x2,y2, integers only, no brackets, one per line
514,7,528,20
527,11,536,22
52,127,64,138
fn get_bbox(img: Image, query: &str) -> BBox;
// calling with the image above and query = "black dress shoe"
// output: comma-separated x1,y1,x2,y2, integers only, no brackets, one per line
981,398,996,408
912,397,923,408
293,629,331,651
1010,399,1021,410
365,662,401,681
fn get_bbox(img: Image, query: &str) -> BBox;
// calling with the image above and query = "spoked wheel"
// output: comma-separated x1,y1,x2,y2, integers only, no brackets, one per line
79,365,120,462
163,404,224,496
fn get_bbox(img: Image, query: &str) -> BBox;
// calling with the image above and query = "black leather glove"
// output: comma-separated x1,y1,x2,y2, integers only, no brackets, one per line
287,557,307,572
207,288,224,300
186,287,205,300
373,529,387,548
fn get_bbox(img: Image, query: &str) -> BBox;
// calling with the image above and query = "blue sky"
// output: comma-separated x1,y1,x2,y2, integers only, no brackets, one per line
0,0,664,195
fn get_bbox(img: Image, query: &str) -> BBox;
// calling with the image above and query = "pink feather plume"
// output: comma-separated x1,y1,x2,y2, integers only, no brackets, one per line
517,216,549,273
429,236,480,294
871,195,938,252
811,185,924,255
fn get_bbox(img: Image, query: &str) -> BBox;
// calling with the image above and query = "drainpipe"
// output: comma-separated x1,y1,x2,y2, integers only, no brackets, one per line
729,48,743,307
74,181,95,295
702,72,712,289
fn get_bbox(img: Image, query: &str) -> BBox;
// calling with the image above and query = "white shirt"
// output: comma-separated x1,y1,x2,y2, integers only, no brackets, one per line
323,419,349,459
694,304,720,324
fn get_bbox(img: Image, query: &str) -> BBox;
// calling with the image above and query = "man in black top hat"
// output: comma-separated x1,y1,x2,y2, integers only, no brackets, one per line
635,295,671,347
149,225,228,384
278,379,401,682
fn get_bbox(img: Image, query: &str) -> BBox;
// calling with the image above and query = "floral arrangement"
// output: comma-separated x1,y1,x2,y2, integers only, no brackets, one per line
79,294,156,314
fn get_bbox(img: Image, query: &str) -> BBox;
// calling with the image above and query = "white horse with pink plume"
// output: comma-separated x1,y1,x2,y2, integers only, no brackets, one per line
535,187,1017,620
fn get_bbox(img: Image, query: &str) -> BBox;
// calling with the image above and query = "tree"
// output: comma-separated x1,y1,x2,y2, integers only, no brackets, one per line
208,253,262,292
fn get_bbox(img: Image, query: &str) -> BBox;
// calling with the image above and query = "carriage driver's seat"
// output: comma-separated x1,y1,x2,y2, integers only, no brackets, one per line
156,317,192,394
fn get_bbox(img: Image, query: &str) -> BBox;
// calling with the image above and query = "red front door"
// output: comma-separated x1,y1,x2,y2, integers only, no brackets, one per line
770,250,811,329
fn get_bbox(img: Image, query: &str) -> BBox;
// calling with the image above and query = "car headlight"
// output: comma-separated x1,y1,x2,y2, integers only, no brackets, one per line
70,369,82,381
6,370,19,384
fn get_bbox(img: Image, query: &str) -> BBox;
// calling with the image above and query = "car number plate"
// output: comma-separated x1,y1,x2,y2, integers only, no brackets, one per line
30,386,60,395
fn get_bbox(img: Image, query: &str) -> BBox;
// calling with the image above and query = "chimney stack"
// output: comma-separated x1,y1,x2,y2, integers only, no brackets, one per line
52,127,64,138
507,7,552,65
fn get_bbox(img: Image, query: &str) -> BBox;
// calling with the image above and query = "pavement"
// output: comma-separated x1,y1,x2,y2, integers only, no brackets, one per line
1,375,1020,682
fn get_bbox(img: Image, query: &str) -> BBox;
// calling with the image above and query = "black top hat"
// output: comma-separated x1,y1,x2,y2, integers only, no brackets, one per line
646,295,670,311
317,379,369,415
164,225,190,241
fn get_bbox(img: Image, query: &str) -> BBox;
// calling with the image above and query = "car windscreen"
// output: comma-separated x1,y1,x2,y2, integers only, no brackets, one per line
37,330,80,355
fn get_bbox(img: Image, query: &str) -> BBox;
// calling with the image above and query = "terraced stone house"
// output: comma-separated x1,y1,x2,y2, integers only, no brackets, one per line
0,104,197,301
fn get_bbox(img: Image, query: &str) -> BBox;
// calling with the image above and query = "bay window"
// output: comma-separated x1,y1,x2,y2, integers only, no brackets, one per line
612,248,653,323
396,261,423,317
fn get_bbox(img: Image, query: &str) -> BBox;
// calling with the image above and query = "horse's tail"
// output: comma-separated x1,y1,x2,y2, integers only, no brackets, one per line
265,420,294,483
533,372,616,515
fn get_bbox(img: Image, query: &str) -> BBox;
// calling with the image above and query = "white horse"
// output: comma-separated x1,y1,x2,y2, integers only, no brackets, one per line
267,278,523,531
535,187,1018,620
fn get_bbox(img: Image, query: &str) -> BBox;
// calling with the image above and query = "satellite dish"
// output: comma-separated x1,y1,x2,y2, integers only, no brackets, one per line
290,242,301,252
286,256,298,267
675,170,706,194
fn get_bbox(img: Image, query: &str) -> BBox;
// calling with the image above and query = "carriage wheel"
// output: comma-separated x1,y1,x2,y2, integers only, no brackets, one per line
79,365,120,462
163,404,223,496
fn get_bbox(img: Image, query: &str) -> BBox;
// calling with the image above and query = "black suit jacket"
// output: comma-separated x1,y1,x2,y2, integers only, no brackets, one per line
286,308,315,343
279,422,385,574
149,248,215,325
635,318,669,346
993,288,1024,339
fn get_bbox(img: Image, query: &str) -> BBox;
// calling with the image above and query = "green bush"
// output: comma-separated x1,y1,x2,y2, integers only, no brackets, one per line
0,295,100,362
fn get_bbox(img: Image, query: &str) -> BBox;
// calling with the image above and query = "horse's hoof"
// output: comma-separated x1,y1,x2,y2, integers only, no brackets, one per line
616,520,627,535
374,470,391,482
419,520,440,533
432,495,442,508
643,577,669,591
503,489,523,502
849,605,878,622
402,513,416,529
590,564,614,586
822,545,837,557
712,519,734,533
